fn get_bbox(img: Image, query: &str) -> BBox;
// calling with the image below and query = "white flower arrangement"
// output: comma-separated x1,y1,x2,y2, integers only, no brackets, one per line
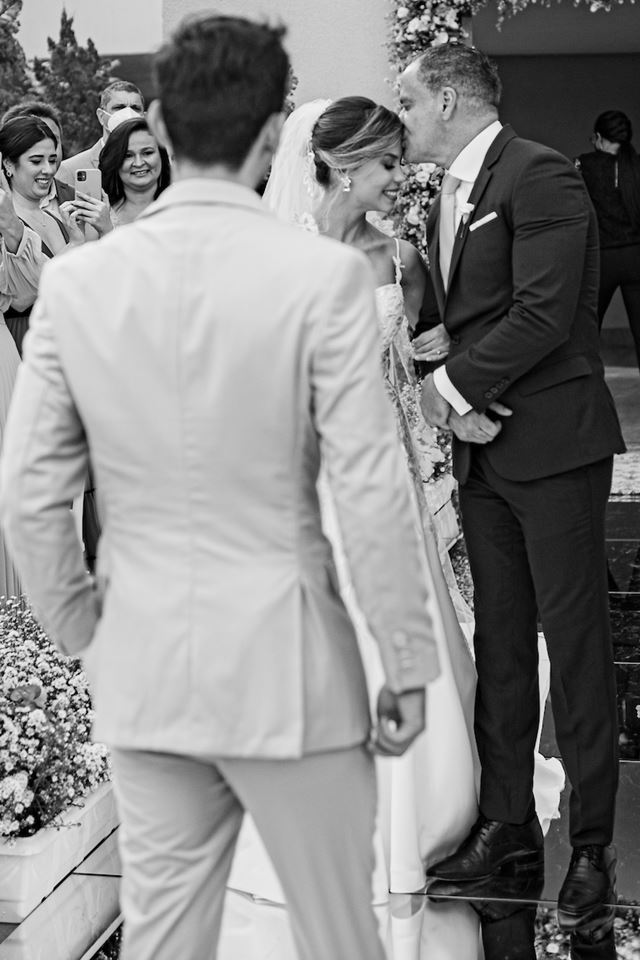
398,382,451,481
0,599,110,841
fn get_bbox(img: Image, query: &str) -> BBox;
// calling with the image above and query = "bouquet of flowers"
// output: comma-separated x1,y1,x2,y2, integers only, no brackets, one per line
398,380,452,482
0,599,109,840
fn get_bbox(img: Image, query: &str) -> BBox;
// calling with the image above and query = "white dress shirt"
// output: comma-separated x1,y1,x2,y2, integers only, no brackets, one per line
433,120,502,415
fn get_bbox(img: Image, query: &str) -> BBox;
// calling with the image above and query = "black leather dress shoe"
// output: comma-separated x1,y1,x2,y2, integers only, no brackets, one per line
557,844,617,933
426,814,544,883
427,857,544,908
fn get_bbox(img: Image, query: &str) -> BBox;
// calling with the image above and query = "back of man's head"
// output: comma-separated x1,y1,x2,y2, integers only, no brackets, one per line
153,14,289,168
417,44,501,112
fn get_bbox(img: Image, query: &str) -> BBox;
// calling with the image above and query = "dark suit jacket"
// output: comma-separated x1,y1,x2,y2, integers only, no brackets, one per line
427,125,625,483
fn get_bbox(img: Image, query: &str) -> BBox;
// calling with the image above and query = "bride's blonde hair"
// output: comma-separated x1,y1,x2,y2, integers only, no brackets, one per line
310,97,402,188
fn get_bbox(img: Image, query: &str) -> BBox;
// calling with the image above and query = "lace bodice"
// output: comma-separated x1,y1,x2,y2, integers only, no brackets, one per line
375,282,405,349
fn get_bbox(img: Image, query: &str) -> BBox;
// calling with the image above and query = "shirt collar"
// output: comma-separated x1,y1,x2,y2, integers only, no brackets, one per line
138,177,267,221
448,120,503,185
42,182,58,208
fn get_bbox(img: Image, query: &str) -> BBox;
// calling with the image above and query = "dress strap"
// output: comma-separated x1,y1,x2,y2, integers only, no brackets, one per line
392,237,403,284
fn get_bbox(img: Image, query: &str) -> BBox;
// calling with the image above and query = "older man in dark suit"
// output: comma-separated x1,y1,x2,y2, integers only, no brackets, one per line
400,43,624,936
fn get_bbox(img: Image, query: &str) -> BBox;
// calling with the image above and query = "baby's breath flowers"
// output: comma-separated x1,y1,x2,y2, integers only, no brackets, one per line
0,599,109,840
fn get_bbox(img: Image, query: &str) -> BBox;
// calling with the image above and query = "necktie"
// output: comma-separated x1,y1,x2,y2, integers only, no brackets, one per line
438,172,461,290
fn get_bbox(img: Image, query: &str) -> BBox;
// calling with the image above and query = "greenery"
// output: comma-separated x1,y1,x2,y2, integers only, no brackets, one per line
0,1,34,117
33,9,116,158
0,599,110,841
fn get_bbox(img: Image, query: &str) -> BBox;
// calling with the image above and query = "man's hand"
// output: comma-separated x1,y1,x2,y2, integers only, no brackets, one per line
412,324,451,363
448,402,512,444
368,686,426,757
420,372,451,427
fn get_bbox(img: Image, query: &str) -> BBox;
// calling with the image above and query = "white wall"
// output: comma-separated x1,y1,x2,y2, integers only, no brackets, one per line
162,0,396,108
19,0,163,57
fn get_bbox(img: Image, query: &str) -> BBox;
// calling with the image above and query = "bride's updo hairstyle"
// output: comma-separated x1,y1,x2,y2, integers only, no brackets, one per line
310,97,402,188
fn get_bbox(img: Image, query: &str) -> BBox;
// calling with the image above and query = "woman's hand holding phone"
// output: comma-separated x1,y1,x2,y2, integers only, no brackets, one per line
58,200,86,246
71,190,113,237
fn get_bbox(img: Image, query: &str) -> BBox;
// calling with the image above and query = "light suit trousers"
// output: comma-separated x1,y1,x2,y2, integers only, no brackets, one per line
110,744,386,960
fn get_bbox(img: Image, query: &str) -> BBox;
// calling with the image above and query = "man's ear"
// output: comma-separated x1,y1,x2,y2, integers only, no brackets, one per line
262,111,286,157
440,87,457,119
147,100,173,155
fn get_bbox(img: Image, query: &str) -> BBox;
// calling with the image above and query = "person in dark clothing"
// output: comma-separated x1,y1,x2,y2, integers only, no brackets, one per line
576,110,640,369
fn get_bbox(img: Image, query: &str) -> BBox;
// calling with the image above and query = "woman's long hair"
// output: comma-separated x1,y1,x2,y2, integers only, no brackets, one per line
0,116,58,184
99,118,171,207
595,110,640,227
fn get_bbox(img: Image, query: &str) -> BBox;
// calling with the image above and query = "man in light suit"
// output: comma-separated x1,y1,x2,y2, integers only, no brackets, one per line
400,44,623,939
57,80,144,187
1,15,439,960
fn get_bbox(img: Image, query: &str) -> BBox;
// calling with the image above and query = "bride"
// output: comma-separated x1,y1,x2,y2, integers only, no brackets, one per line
228,98,563,959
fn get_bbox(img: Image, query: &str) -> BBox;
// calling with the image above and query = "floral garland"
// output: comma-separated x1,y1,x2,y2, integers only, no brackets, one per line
385,2,474,481
389,0,475,66
0,600,109,840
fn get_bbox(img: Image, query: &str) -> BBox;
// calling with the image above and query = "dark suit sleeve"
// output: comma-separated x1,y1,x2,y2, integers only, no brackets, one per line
445,151,593,411
411,269,442,379
412,268,441,340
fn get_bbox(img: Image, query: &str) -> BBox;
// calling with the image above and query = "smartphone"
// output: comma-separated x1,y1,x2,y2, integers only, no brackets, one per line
74,168,102,201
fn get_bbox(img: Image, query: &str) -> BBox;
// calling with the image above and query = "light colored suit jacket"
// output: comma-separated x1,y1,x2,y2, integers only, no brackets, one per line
0,178,439,758
57,139,103,187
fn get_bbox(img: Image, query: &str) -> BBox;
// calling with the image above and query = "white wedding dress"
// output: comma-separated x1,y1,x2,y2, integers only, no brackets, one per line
227,240,565,958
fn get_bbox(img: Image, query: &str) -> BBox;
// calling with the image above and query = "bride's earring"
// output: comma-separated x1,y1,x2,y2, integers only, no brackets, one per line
339,171,351,192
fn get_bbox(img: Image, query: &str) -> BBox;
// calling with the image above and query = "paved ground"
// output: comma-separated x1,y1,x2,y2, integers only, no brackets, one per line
606,366,640,451
605,365,640,495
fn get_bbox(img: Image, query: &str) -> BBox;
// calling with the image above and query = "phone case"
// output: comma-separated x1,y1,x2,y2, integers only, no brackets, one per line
74,169,102,201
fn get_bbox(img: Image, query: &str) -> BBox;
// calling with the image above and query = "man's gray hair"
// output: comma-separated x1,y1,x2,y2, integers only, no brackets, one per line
416,44,501,109
100,80,144,111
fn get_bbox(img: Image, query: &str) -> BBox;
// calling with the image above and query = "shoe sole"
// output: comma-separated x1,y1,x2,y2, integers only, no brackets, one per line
426,849,544,884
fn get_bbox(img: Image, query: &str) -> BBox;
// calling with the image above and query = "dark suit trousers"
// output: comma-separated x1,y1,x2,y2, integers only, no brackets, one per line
459,450,618,845
598,243,640,370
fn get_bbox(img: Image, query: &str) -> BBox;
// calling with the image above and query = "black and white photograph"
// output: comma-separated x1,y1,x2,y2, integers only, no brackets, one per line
0,1,639,957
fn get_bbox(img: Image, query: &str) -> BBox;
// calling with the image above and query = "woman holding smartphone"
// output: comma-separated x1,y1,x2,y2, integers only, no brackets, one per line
0,117,86,259
0,115,102,571
98,117,171,227
0,116,94,355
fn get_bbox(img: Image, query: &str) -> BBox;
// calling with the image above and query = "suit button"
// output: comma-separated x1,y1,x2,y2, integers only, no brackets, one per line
451,335,460,345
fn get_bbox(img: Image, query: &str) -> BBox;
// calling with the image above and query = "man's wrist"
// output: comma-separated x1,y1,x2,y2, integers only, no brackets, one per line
433,364,472,416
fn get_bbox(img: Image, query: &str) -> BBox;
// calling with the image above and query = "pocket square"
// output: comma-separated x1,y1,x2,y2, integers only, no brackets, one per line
469,212,498,232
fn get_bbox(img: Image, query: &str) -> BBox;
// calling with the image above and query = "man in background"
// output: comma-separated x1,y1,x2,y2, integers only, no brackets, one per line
57,79,144,185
